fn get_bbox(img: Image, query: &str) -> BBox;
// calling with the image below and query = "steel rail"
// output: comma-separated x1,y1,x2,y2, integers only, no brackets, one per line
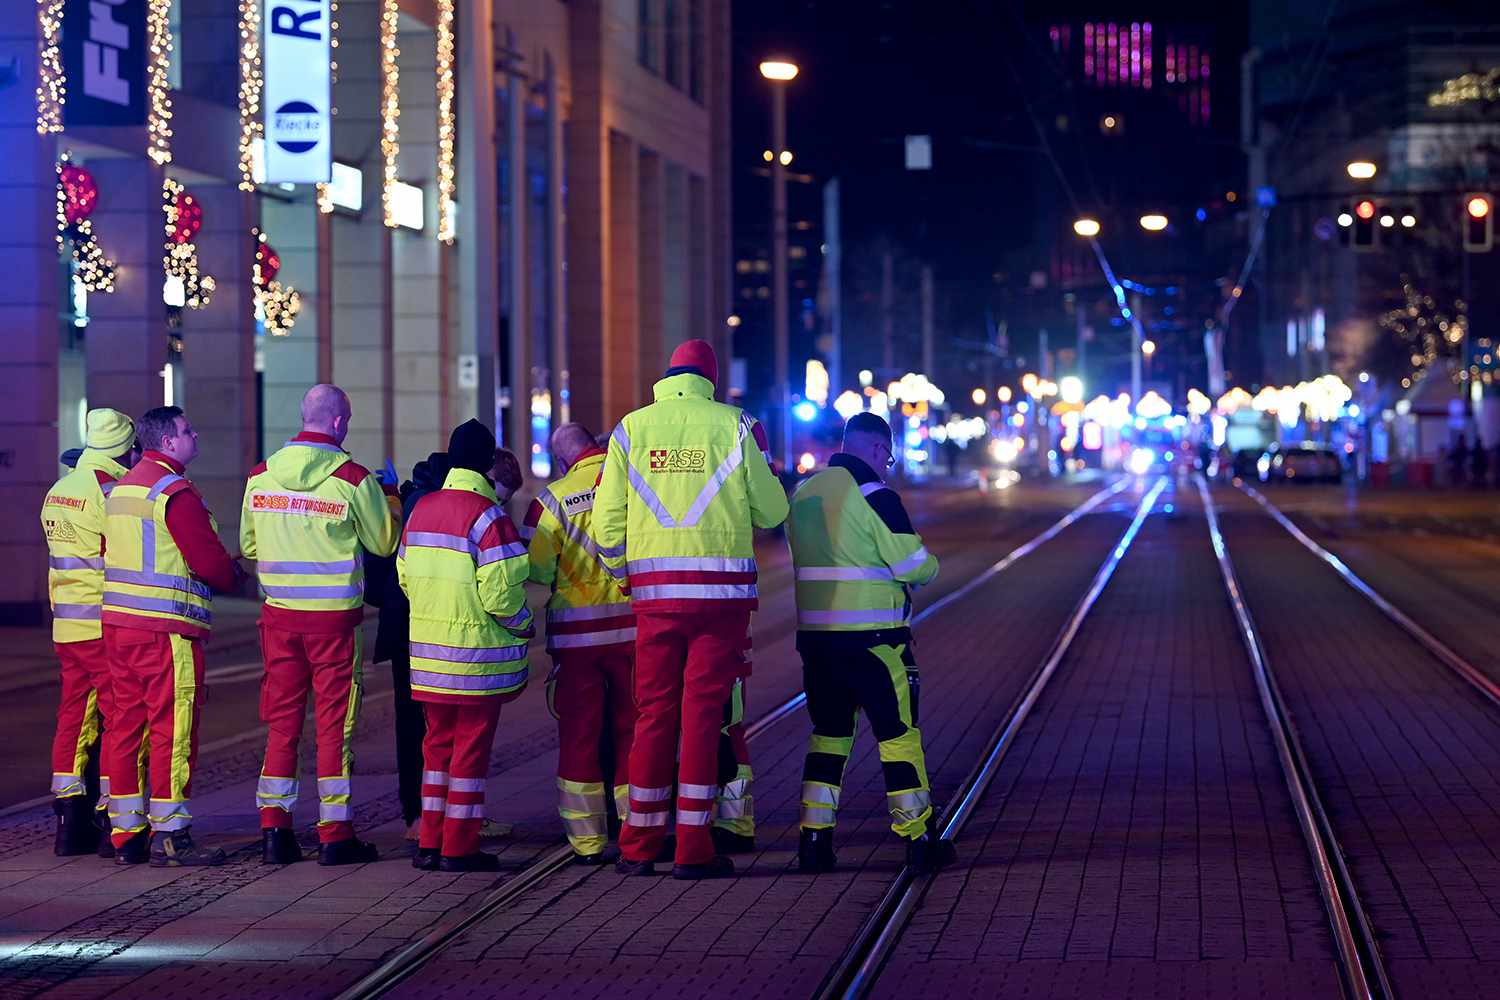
815,475,1167,1000
337,477,1131,1000
1240,483,1500,712
1199,477,1390,1000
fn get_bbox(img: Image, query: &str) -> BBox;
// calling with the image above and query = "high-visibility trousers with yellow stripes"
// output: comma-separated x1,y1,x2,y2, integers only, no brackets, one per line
798,632,932,840
255,625,365,845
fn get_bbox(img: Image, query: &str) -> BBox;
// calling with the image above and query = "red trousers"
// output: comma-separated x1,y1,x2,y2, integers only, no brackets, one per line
51,639,111,803
554,646,636,855
103,626,204,846
256,625,363,844
620,610,750,866
419,700,502,858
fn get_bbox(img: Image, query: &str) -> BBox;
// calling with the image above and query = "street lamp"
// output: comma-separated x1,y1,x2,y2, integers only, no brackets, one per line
1139,213,1168,232
1141,339,1157,357
996,386,1013,403
1073,217,1101,238
761,57,799,471
1346,160,1377,180
971,388,987,406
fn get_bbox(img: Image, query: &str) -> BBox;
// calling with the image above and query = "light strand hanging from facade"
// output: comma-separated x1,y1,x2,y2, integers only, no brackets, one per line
56,155,116,292
379,0,401,228
163,178,215,309
35,0,65,134
236,0,263,191
252,229,301,336
316,0,342,213
435,0,456,243
146,0,175,165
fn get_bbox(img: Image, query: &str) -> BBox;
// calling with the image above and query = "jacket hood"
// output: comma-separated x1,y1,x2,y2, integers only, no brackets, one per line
266,439,350,491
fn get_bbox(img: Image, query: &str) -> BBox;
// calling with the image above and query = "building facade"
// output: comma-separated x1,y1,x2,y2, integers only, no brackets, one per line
0,0,731,622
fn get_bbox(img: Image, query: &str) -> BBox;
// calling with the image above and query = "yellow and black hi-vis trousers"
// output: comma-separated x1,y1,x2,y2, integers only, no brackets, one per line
798,631,932,840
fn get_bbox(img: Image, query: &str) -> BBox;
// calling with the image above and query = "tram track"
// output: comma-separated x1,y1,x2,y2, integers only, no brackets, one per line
333,476,1136,1000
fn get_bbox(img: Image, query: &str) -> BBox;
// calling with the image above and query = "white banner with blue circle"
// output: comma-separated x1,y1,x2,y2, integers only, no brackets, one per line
263,1,332,184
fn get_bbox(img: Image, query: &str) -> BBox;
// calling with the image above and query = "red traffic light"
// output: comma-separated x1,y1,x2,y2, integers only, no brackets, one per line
1468,195,1491,220
1355,199,1376,220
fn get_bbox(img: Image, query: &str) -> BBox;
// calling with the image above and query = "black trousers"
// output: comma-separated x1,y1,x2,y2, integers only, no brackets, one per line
389,653,427,826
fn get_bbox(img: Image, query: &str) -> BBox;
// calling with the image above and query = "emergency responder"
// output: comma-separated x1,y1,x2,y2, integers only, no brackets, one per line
399,419,533,872
102,406,245,866
594,339,788,879
242,385,400,866
524,422,637,864
41,408,140,857
785,412,953,874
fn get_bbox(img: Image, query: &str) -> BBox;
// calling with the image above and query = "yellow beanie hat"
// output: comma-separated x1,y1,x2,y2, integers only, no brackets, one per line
84,408,136,454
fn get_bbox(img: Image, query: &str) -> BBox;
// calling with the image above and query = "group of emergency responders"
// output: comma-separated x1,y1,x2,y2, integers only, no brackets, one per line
40,339,953,878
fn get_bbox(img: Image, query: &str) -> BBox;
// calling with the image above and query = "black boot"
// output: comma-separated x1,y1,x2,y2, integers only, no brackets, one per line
53,797,100,857
150,829,226,867
711,827,757,855
797,828,836,874
318,838,379,866
412,847,440,871
905,833,956,874
572,851,608,866
672,855,735,880
614,856,657,876
95,810,115,859
262,828,304,865
438,851,500,872
114,830,149,865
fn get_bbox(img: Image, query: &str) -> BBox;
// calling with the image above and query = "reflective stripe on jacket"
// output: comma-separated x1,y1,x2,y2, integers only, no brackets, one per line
785,454,939,633
592,372,789,613
524,450,635,653
240,433,399,628
42,450,128,643
398,467,531,703
102,460,215,637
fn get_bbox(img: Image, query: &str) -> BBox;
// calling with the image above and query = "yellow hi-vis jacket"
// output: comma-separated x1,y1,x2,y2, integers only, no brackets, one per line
398,467,533,703
41,450,129,642
102,460,216,637
593,372,788,613
240,432,399,627
785,453,939,634
522,449,635,652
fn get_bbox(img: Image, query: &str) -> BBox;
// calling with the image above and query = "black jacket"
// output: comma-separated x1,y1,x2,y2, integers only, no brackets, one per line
366,452,452,663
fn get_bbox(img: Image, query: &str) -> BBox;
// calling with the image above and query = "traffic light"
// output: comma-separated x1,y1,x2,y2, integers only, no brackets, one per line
1464,193,1493,252
1352,198,1378,251
1337,204,1353,246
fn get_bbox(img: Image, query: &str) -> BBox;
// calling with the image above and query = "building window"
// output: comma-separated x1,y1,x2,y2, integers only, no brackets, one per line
689,0,704,101
638,0,659,73
665,0,681,87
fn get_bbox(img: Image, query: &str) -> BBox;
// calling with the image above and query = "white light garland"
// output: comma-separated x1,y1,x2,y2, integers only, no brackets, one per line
435,0,456,243
163,178,214,309
35,0,65,134
57,155,116,293
146,0,174,165
236,0,263,192
315,0,341,213
379,0,401,228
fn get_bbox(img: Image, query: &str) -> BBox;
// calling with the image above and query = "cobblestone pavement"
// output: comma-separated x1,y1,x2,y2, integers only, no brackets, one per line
380,487,1143,999
1214,484,1500,997
0,478,1108,1000
874,480,1341,999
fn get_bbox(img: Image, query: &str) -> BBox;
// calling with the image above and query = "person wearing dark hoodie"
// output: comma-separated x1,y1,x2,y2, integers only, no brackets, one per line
240,385,400,866
365,450,451,843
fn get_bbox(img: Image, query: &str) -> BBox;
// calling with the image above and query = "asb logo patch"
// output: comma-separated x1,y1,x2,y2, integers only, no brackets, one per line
251,491,348,519
648,449,706,473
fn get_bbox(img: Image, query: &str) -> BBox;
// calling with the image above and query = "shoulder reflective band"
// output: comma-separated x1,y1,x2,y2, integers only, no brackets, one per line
860,482,888,497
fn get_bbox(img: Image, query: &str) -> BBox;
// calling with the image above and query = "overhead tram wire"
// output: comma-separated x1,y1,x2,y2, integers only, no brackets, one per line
335,477,1133,1000
815,476,1169,1000
1197,476,1391,1000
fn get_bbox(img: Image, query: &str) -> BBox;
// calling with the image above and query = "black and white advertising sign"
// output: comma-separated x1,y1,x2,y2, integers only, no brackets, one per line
263,1,332,183
63,0,147,126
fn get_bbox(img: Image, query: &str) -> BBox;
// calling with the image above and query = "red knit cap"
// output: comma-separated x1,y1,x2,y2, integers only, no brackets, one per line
667,339,719,387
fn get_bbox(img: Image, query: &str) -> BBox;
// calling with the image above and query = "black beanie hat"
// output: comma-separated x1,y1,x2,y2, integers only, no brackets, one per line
447,419,497,473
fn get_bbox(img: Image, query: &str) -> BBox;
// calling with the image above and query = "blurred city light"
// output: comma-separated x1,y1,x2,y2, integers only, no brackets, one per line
797,451,816,473
1140,339,1157,356
996,386,1013,403
1021,372,1039,396
1059,376,1084,404
1355,199,1376,220
832,390,864,421
792,400,818,422
759,60,799,81
779,150,794,166
1346,160,1377,179
726,314,741,327
1073,217,1101,238
804,359,829,405
1468,195,1491,219
1400,213,1417,228
857,368,873,387
1128,447,1155,475
1336,212,1354,227
1139,213,1168,232
971,388,987,405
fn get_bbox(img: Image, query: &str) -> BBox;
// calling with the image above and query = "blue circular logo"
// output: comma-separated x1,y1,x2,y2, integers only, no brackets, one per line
271,100,322,154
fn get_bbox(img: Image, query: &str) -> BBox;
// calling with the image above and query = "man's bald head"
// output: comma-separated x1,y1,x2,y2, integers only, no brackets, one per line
550,422,597,473
301,384,352,444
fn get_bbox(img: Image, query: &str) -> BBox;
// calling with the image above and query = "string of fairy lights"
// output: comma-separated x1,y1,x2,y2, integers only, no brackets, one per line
145,0,174,166
435,0,457,243
236,0,263,193
380,0,402,229
163,178,216,309
316,0,341,214
34,0,64,135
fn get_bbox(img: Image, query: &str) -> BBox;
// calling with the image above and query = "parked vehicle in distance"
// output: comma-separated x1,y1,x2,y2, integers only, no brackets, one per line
1257,442,1343,484
1219,447,1264,482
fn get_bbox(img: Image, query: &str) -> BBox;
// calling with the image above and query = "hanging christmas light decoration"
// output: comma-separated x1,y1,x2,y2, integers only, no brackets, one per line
56,155,116,292
146,0,175,165
316,0,341,213
163,178,215,309
379,0,401,228
35,0,66,134
435,0,456,243
252,229,300,336
1378,276,1466,384
236,0,263,191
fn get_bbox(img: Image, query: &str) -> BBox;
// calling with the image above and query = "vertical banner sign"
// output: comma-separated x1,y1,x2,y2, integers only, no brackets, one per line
263,1,332,183
63,0,147,126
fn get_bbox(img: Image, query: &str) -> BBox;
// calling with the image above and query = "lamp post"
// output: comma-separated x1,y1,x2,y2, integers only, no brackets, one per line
760,58,798,473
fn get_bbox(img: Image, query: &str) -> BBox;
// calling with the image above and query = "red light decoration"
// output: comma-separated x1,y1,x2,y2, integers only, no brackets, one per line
59,163,99,224
1355,200,1377,220
170,191,203,244
254,240,281,286
1468,196,1491,220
